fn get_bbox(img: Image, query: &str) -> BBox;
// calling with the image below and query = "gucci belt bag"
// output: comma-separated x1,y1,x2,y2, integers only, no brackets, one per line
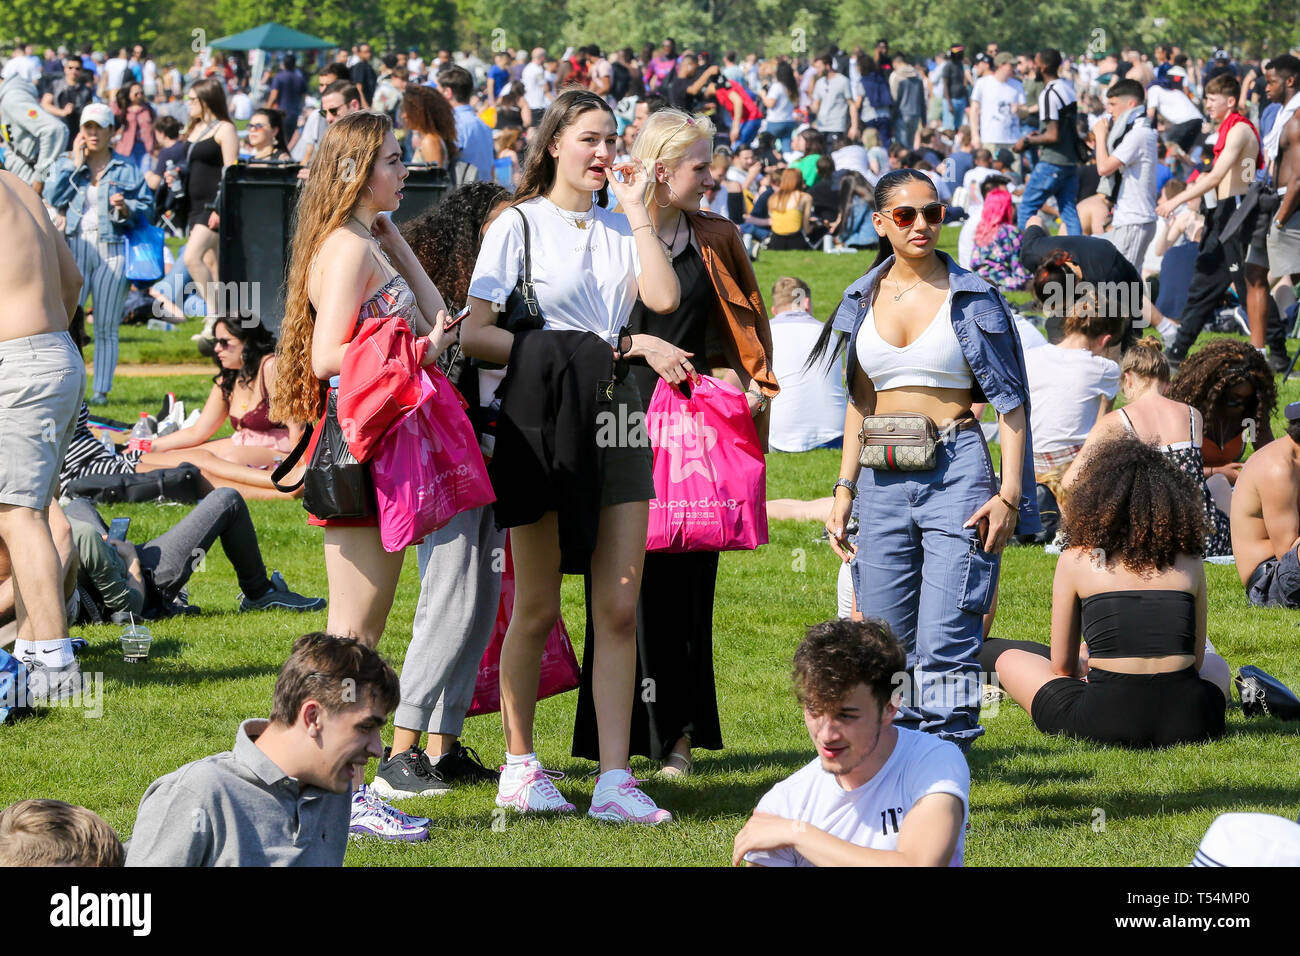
858,412,977,472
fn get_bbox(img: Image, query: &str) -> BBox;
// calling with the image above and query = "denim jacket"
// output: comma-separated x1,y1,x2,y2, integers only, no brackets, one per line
44,152,149,238
832,249,1041,533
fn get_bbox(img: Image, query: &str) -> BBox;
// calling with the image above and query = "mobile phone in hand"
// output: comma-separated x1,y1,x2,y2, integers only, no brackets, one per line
444,304,471,332
108,517,131,542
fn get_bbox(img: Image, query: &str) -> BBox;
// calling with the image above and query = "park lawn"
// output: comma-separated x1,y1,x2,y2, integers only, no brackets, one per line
9,234,1299,867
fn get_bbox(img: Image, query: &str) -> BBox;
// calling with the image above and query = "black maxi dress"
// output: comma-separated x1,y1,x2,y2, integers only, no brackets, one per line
571,225,726,760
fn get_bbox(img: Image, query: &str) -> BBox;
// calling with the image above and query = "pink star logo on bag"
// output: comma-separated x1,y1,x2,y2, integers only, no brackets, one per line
664,411,718,483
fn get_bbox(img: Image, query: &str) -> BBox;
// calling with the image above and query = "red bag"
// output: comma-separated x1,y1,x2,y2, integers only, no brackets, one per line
467,531,580,717
371,367,496,552
338,316,429,462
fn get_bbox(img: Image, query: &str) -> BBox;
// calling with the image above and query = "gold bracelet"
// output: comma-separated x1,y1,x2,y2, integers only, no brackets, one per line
997,493,1018,511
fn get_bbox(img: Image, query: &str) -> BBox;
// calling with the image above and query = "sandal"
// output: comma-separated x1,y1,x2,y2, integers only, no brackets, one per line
656,751,692,778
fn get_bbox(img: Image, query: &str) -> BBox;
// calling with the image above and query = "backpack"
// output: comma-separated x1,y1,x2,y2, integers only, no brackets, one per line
0,648,28,723
64,463,203,504
1042,81,1086,164
610,61,631,101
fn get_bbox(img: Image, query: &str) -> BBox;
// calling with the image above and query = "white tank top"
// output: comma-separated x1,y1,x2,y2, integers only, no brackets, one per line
855,289,974,391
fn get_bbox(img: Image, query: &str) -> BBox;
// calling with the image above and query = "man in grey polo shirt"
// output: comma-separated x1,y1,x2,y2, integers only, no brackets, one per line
125,633,406,865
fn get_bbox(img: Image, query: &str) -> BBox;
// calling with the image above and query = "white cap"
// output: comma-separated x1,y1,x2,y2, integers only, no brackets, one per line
1192,813,1300,866
79,103,114,129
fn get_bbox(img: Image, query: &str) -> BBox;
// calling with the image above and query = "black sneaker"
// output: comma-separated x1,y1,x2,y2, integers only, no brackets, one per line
432,742,500,784
1268,351,1290,375
371,745,451,799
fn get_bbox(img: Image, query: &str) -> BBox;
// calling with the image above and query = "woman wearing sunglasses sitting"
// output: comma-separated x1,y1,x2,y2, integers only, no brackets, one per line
242,108,291,163
811,167,1040,752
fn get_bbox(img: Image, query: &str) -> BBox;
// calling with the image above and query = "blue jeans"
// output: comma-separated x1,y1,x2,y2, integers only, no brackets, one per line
1017,160,1080,235
741,222,771,240
766,120,797,155
942,96,967,131
851,425,999,749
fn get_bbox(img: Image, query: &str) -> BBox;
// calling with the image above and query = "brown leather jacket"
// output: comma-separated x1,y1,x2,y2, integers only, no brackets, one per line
685,208,779,449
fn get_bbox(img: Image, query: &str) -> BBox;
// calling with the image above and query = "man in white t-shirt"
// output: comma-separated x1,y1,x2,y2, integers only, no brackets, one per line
970,53,1024,159
1023,306,1122,475
1147,70,1204,155
1093,78,1159,271
103,48,129,95
521,48,551,117
767,278,846,452
734,618,970,867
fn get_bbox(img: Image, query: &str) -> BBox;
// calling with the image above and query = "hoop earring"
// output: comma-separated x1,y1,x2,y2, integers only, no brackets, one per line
654,181,675,208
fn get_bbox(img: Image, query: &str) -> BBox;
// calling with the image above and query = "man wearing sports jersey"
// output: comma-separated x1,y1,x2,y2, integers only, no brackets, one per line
733,618,970,867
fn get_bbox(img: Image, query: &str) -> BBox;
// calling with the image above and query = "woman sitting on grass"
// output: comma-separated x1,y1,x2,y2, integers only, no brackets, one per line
137,317,300,500
979,436,1230,748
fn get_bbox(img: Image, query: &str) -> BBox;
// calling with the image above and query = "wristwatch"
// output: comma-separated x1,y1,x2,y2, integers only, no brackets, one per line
834,478,858,499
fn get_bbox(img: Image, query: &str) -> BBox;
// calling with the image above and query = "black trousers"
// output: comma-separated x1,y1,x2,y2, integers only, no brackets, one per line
1170,196,1288,359
571,551,724,761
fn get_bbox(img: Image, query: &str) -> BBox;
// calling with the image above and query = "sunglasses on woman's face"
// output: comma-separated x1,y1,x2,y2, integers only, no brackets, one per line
882,202,947,229
247,122,269,131
213,337,237,349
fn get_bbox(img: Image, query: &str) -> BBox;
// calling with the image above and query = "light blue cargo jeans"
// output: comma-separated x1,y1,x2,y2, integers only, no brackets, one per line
851,424,999,750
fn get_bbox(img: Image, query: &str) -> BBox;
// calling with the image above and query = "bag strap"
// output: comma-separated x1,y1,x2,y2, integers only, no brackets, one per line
513,206,541,321
270,421,315,493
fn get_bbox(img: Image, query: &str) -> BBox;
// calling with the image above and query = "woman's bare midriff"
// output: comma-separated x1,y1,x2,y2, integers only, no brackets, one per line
872,386,974,426
1088,654,1196,675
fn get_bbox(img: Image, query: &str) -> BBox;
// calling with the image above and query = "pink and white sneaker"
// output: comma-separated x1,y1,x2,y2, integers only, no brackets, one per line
495,762,577,815
588,769,672,825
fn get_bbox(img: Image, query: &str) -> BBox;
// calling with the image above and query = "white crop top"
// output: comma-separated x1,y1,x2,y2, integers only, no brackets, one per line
855,289,974,391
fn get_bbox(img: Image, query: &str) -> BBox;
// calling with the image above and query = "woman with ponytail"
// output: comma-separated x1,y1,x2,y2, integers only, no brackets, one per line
808,167,1040,752
1064,337,1233,557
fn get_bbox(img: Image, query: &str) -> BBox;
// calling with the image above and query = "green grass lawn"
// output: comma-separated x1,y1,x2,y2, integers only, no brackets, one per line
14,231,1300,867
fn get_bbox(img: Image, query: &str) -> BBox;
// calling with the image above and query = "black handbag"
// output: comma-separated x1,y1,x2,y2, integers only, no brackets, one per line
1235,665,1300,721
500,206,543,335
271,389,375,520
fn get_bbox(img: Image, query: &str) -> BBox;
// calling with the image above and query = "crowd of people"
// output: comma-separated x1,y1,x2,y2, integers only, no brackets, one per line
2,29,1300,868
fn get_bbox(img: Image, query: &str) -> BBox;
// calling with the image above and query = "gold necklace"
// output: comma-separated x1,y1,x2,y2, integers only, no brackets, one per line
887,259,943,301
549,197,594,229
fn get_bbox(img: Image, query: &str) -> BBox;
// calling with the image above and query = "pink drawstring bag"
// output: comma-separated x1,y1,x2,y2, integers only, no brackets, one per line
645,375,768,553
371,366,496,552
467,531,580,717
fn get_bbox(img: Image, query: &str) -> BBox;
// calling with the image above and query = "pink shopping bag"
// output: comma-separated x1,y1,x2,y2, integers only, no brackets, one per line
467,531,580,717
645,375,768,552
371,366,496,552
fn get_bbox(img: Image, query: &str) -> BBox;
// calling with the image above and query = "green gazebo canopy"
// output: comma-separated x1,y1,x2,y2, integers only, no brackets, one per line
208,22,334,51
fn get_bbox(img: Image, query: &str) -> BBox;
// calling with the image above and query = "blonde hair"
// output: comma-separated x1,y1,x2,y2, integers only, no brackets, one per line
1121,336,1170,383
274,111,392,424
630,108,715,207
0,799,123,867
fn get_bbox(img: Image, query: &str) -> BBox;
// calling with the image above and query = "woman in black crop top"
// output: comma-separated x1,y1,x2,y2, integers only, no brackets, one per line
980,436,1230,748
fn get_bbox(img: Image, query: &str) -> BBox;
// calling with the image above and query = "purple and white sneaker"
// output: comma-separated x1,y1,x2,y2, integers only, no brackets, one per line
588,769,672,825
349,785,429,841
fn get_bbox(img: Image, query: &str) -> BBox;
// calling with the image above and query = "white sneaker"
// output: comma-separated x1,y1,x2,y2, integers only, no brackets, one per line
588,769,672,825
495,762,576,814
348,785,430,841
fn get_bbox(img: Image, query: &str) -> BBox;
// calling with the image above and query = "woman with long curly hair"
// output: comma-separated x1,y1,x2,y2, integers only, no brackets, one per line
274,110,453,645
461,88,682,822
402,84,458,168
272,109,454,841
369,181,514,797
980,436,1230,748
1168,338,1277,484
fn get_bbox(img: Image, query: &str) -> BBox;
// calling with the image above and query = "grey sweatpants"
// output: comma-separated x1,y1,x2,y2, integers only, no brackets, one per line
394,504,504,736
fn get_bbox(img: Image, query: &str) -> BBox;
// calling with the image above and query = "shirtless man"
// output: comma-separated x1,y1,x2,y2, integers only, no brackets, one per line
0,169,85,699
1263,56,1300,290
1232,401,1300,607
1158,73,1287,371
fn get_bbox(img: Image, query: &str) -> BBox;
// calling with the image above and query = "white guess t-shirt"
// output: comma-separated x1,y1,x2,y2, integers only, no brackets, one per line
468,196,642,348
744,728,970,867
